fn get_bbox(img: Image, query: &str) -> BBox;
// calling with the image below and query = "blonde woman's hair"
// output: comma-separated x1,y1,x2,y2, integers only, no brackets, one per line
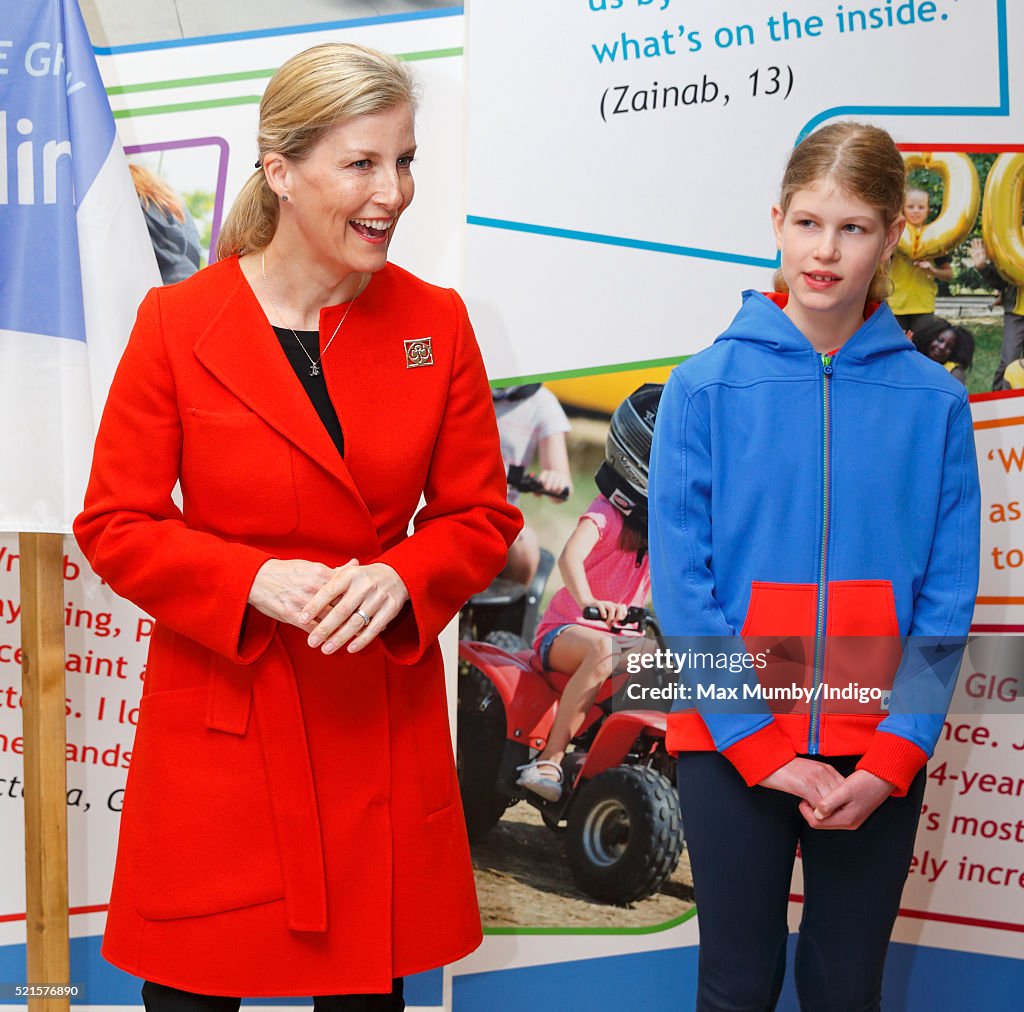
129,164,185,223
217,43,416,259
773,122,906,304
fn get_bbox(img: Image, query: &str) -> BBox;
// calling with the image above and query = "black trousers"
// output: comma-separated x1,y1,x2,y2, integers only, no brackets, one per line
676,753,926,1012
142,979,404,1012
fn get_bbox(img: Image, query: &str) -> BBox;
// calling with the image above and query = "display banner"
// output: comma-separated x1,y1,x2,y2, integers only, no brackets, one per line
458,1,1023,1009
463,0,1011,381
1,1,1023,1010
0,0,159,533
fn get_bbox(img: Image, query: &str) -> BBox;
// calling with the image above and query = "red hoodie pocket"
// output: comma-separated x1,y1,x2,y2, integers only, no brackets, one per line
826,580,899,636
741,582,818,637
824,580,901,715
741,582,817,713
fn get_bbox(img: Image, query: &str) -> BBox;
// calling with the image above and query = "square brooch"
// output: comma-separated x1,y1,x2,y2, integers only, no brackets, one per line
404,337,433,369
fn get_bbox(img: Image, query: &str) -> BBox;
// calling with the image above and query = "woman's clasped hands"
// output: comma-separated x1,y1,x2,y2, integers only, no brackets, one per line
248,557,409,653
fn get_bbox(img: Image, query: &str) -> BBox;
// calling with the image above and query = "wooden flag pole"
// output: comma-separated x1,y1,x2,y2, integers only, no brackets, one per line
18,533,71,1012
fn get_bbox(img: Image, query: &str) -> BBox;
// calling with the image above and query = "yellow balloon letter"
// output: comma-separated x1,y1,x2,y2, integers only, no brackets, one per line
899,152,980,261
982,152,1024,312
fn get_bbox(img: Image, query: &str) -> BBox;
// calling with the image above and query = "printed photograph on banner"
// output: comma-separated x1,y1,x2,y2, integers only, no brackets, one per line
127,139,227,280
890,146,1024,395
457,362,695,930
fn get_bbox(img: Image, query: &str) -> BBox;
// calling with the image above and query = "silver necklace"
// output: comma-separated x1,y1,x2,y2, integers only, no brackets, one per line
260,252,366,377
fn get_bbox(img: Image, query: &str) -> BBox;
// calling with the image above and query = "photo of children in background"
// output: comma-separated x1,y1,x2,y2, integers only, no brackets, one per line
889,151,1024,394
888,185,953,336
969,238,1024,390
462,374,687,929
129,164,202,285
911,316,974,385
492,384,572,584
517,385,661,802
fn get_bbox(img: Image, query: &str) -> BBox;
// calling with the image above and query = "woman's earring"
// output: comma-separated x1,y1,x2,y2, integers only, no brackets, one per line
280,194,289,202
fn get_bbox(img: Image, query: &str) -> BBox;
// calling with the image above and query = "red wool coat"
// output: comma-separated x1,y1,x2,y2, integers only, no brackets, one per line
73,256,521,996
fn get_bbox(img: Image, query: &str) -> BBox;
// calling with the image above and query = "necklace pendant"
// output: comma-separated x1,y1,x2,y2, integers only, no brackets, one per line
309,363,321,377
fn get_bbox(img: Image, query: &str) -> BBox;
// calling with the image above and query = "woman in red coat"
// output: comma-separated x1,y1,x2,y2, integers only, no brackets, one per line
74,43,521,1012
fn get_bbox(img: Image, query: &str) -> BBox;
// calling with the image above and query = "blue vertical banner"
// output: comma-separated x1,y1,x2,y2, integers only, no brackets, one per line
0,0,158,532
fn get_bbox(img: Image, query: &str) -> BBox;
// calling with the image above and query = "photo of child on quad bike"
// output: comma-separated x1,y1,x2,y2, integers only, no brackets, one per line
458,373,694,929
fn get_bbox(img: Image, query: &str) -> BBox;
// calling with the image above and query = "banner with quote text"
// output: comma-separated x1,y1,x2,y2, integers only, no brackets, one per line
455,1,1024,1009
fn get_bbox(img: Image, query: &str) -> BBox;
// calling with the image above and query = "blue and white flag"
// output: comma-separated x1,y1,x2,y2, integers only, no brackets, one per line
0,0,159,533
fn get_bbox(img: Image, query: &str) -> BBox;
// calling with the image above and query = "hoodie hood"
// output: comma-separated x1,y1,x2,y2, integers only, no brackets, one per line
714,290,916,364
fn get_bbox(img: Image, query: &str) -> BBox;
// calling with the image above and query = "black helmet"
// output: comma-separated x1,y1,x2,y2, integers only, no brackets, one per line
595,383,663,521
492,383,542,402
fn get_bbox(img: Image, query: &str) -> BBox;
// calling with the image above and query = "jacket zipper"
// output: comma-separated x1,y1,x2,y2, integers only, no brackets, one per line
810,353,834,754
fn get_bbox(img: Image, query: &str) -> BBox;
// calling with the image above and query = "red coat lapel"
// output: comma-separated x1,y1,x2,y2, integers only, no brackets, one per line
192,260,381,547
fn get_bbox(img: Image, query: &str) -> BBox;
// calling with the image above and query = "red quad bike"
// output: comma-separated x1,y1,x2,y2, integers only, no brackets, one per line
457,606,685,906
458,465,569,652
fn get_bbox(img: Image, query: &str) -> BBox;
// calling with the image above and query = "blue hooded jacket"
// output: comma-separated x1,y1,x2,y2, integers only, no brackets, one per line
649,291,981,794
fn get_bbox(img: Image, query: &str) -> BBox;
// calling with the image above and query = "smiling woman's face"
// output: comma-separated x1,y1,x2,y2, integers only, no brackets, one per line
277,102,417,279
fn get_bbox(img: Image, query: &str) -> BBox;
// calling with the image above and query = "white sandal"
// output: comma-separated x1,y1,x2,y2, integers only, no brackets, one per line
516,759,564,802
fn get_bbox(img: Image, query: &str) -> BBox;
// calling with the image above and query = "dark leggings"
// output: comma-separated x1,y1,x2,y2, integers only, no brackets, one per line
141,979,404,1012
676,753,926,1012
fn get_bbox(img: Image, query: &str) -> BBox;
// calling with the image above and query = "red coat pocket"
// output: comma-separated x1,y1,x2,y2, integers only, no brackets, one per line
123,686,285,919
181,408,300,537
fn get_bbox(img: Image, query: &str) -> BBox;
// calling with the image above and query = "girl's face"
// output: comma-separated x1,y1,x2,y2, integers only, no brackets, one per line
903,190,930,228
772,181,903,329
928,327,956,363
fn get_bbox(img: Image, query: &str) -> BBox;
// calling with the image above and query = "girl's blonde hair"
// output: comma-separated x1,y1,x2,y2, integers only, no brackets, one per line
773,122,906,303
217,43,416,259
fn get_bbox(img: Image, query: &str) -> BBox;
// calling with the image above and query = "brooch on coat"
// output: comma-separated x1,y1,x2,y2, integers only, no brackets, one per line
404,337,433,369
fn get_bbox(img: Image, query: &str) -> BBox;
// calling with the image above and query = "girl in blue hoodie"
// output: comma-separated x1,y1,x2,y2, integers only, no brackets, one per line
649,123,980,1010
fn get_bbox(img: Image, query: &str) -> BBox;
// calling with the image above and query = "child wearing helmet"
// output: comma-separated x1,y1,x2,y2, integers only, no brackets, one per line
517,385,661,802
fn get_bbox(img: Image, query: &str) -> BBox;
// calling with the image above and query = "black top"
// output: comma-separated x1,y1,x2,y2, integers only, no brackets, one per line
272,326,345,457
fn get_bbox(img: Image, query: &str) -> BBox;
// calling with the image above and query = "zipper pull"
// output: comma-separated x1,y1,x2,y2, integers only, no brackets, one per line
821,354,834,376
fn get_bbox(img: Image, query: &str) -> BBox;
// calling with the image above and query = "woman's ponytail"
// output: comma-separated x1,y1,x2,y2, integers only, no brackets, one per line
216,169,280,260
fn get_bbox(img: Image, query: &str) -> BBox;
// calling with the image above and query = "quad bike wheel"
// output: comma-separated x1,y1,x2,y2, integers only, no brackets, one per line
456,665,511,841
565,765,683,905
483,629,530,653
